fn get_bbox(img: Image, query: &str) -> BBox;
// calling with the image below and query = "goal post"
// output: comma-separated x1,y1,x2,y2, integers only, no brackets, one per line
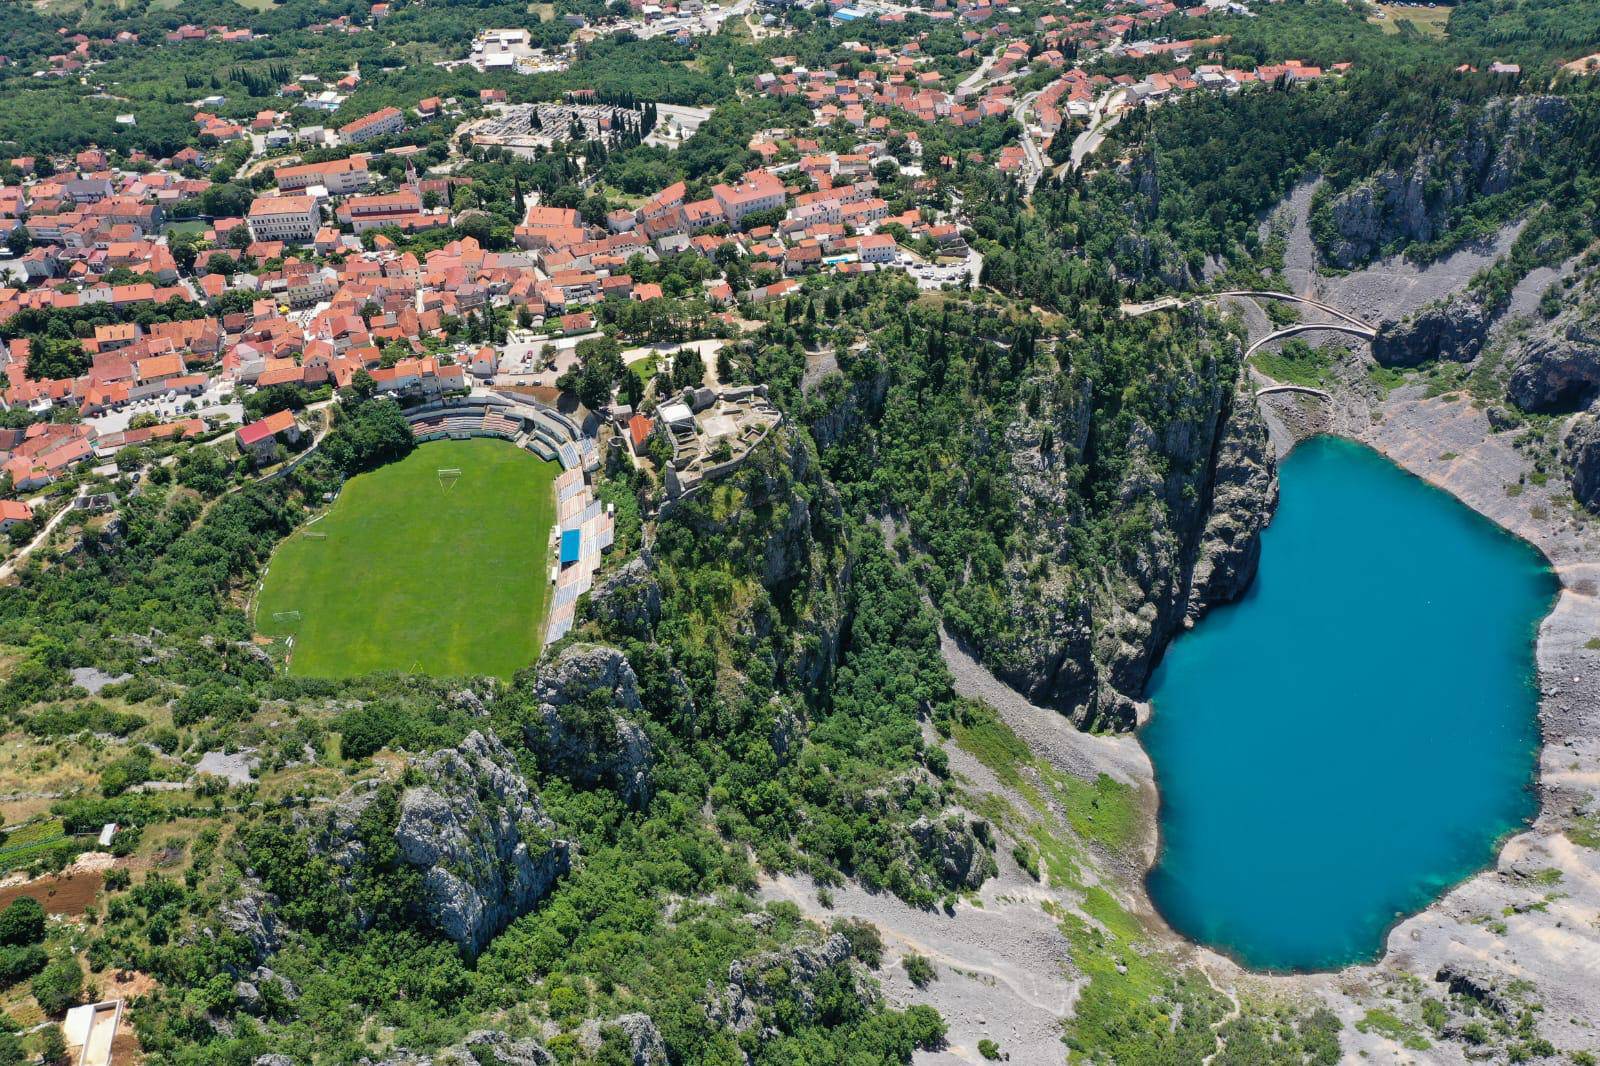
437,467,463,491
271,610,302,623
303,531,328,540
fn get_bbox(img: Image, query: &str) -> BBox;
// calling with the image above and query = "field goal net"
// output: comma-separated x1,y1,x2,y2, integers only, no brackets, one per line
303,531,328,540
437,467,464,492
271,610,302,625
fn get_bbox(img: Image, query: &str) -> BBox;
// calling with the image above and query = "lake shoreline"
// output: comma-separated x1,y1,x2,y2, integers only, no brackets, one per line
1235,383,1600,1058
1139,428,1555,974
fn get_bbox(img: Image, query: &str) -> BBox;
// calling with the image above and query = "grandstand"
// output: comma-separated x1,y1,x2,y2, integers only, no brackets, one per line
402,393,596,473
403,393,612,645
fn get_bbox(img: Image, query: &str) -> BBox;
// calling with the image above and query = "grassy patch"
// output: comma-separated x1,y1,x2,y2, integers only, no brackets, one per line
1356,1007,1431,1050
1569,814,1600,850
629,354,660,391
950,706,1033,794
1368,2,1450,35
1250,339,1334,388
256,438,558,680
1367,364,1407,396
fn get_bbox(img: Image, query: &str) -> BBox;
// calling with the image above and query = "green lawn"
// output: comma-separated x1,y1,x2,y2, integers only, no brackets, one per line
256,438,558,680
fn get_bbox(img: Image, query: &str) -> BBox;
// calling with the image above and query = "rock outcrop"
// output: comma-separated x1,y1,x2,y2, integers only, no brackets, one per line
857,770,995,894
1187,379,1279,616
219,880,282,963
395,731,570,955
586,556,663,638
1317,95,1572,268
981,331,1278,730
907,811,994,891
235,966,299,1015
576,1013,668,1065
1565,415,1600,512
706,933,872,1039
363,1030,554,1066
310,732,570,956
1508,303,1600,413
526,644,654,805
1371,291,1490,367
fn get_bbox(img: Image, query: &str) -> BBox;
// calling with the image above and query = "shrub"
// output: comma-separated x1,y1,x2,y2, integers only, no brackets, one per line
978,1038,1002,1060
0,899,45,947
0,945,47,987
30,959,82,1015
830,917,883,969
902,953,937,988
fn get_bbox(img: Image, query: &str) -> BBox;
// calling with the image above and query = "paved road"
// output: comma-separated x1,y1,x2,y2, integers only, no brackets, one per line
1012,90,1046,193
1067,88,1127,173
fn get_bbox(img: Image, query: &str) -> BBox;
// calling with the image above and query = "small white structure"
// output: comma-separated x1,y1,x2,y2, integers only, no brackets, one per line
96,823,117,848
63,1000,123,1066
656,400,694,429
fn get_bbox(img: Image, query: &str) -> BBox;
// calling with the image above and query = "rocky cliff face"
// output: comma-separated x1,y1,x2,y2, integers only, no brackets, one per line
525,644,655,806
705,933,872,1039
1371,291,1491,367
1565,415,1600,511
1317,95,1572,268
984,342,1278,730
1186,378,1280,617
396,731,571,956
671,427,849,696
1508,299,1600,413
312,731,571,957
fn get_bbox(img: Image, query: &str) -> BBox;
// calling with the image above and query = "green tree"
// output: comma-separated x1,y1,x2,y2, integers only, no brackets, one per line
0,899,44,947
30,959,81,1016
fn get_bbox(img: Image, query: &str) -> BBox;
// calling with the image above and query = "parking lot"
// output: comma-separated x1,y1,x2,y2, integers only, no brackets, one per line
897,251,981,291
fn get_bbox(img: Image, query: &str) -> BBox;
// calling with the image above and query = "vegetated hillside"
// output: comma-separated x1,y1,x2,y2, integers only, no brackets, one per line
0,268,1275,1060
776,278,1275,729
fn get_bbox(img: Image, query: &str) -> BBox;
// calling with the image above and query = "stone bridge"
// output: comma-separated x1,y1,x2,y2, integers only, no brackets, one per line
1254,383,1333,402
1243,321,1378,360
1211,290,1377,332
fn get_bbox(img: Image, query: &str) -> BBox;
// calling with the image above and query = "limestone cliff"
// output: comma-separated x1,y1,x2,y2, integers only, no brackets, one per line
1565,414,1600,511
1372,290,1491,367
983,346,1278,730
310,730,570,956
1316,95,1573,268
394,731,571,956
523,643,655,806
1508,292,1600,413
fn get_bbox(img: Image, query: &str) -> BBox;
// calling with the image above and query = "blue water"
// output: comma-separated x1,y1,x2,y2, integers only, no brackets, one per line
1145,435,1556,972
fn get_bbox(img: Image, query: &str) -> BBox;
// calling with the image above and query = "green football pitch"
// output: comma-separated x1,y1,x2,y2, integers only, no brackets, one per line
256,438,558,680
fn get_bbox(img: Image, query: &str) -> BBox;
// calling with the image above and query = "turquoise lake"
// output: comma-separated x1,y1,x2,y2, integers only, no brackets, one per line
1144,435,1557,972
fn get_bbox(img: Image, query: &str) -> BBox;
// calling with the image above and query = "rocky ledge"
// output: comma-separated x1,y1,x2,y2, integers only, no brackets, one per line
525,644,655,806
1371,290,1490,367
986,360,1278,730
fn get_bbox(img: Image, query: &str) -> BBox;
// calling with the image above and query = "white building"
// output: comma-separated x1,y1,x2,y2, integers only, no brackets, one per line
246,195,320,243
